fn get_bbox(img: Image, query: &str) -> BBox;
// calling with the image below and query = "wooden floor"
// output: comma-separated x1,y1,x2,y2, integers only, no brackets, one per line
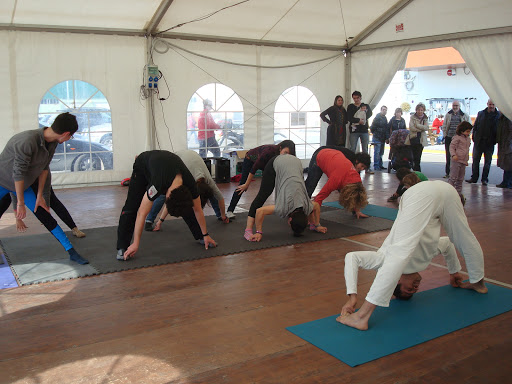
0,171,511,384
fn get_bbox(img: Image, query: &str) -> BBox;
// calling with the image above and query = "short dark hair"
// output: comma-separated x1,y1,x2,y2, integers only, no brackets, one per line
52,112,78,135
289,208,308,237
278,140,296,156
396,167,413,181
354,152,371,169
196,179,214,208
456,121,473,135
352,91,362,98
394,284,413,300
166,185,194,217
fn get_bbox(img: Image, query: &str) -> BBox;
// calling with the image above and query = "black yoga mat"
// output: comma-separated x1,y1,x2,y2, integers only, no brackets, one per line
1,209,393,285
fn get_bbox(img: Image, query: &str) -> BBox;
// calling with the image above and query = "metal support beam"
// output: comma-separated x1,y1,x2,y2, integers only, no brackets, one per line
145,0,176,35
351,26,512,52
348,0,414,49
0,23,145,37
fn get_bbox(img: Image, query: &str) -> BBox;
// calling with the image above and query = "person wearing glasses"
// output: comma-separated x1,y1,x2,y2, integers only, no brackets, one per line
0,112,88,264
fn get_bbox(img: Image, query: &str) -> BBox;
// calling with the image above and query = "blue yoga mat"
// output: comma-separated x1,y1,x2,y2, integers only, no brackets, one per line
0,254,18,289
286,284,512,367
323,202,398,221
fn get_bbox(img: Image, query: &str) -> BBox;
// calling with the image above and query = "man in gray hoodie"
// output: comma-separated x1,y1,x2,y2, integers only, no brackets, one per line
0,112,88,264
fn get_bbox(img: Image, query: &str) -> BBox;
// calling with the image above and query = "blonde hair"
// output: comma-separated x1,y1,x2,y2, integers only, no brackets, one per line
402,173,421,188
339,182,368,212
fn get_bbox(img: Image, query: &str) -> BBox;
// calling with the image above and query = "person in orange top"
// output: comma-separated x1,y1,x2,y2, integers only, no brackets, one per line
305,148,369,218
198,99,221,158
432,115,444,135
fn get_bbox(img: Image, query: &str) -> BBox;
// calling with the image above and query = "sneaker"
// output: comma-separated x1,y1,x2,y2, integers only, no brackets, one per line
144,221,154,231
465,179,476,184
226,211,235,219
387,195,398,202
497,183,506,188
198,239,205,245
481,181,488,186
116,249,126,261
71,227,86,238
366,169,374,175
379,166,386,170
443,174,449,179
244,229,253,241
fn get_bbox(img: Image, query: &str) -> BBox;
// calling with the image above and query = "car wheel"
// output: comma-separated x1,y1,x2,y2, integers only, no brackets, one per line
72,154,103,172
100,134,113,149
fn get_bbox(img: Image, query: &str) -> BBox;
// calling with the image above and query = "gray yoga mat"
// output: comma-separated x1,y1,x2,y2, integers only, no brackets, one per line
1,209,393,285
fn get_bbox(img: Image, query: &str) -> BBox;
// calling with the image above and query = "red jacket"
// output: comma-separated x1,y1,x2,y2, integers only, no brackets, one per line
197,110,219,140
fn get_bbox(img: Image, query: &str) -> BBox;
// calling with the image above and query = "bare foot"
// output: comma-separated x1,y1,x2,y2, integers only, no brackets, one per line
16,219,27,233
459,279,488,294
336,313,368,331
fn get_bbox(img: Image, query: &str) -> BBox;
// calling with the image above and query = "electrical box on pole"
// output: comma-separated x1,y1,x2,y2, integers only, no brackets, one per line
145,65,159,90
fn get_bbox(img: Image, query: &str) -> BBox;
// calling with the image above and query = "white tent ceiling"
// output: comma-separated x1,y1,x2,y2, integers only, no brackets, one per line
1,0,511,186
3,0,510,50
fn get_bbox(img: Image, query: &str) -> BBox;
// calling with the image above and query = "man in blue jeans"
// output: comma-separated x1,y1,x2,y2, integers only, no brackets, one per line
370,106,389,171
347,91,373,174
466,100,500,186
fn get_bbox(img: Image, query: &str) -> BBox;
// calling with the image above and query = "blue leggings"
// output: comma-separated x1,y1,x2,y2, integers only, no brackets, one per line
0,186,73,251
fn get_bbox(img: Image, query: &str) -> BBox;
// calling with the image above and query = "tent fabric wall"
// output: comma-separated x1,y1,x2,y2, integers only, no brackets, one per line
151,39,345,154
454,34,512,119
0,31,148,187
351,46,410,109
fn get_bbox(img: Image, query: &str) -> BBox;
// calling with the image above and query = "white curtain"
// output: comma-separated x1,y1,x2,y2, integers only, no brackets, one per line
351,46,410,109
454,34,512,119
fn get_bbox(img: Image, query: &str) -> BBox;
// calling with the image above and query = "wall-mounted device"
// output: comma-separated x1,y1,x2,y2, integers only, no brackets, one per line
145,65,159,90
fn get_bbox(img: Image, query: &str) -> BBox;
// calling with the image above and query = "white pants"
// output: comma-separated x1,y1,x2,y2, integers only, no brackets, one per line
365,181,484,307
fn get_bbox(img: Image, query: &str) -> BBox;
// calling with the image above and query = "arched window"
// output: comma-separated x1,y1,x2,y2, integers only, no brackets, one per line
274,86,321,159
187,83,244,158
38,80,113,173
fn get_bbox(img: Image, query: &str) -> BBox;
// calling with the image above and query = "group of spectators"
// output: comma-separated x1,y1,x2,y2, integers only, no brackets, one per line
320,93,512,189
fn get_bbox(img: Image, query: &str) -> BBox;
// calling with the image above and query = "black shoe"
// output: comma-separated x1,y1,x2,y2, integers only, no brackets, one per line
497,183,506,188
387,195,398,202
144,221,154,231
465,179,476,183
482,181,488,186
443,174,449,179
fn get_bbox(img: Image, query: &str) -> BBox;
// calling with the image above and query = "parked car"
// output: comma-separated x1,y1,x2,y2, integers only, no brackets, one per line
50,138,113,172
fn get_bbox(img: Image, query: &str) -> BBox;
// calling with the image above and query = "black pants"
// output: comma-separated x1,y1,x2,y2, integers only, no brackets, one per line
0,189,59,233
117,162,149,250
444,136,452,175
410,144,424,172
248,156,277,218
227,158,254,213
305,147,324,198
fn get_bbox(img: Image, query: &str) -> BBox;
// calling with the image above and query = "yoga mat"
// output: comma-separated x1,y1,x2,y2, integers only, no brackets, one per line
323,202,398,221
0,254,18,289
286,283,512,367
1,210,393,285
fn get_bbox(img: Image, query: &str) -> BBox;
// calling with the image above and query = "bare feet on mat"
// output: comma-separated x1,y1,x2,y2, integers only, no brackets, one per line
458,278,488,294
336,313,368,331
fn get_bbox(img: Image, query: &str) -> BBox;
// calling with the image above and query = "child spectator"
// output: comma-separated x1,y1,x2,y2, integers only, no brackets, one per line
448,121,473,202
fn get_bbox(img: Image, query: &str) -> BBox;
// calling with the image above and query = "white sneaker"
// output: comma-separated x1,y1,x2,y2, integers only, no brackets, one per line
226,211,235,219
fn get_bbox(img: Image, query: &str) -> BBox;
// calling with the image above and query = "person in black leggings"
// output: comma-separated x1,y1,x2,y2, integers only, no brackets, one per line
6,179,86,237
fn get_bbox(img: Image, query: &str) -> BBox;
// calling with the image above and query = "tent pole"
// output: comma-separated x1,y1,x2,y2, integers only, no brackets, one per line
146,36,156,150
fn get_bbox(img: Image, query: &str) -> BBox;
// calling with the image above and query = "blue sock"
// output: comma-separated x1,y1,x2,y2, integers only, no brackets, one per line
50,226,73,251
68,248,89,265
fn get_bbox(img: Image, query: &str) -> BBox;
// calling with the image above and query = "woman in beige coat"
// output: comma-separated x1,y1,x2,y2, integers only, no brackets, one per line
407,103,430,171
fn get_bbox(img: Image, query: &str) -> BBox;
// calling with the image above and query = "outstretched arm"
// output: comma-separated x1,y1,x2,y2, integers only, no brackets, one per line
124,195,153,259
307,202,327,233
192,196,217,249
251,205,275,242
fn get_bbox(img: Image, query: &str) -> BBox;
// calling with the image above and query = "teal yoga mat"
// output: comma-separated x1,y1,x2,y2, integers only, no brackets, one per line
323,202,398,221
286,284,512,367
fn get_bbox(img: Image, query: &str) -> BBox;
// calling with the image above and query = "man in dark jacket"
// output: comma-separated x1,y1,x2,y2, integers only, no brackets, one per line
370,106,389,171
347,91,373,161
466,100,500,186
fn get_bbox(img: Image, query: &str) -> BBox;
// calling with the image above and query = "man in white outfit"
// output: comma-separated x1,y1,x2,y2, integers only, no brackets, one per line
337,180,487,331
